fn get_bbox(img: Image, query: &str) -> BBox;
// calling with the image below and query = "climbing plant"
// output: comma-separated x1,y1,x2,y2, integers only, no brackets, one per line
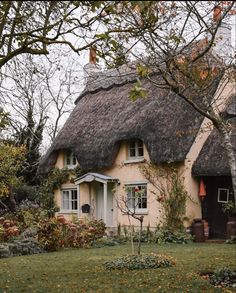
140,162,189,233
38,168,71,217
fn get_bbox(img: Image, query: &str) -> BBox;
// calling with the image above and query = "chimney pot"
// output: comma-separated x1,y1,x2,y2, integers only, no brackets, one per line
213,5,222,22
89,46,97,64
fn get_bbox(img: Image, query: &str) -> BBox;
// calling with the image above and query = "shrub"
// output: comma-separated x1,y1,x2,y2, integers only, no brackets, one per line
0,217,20,242
103,253,175,270
72,219,106,248
209,267,236,287
92,237,120,248
2,200,46,233
37,216,106,251
37,217,65,251
14,185,38,204
132,229,154,243
225,235,236,244
151,228,193,244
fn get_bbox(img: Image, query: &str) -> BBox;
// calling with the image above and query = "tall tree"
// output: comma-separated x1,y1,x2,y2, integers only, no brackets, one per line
95,1,236,200
0,53,82,184
0,1,117,68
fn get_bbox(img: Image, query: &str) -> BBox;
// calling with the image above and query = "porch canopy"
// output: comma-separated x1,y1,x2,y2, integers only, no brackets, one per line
74,173,119,225
75,172,119,184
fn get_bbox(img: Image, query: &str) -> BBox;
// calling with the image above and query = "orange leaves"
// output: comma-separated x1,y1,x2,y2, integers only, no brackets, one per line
176,56,186,65
199,69,209,80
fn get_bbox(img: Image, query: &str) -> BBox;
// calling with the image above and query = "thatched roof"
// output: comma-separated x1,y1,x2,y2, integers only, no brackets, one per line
192,96,236,176
38,64,220,174
192,125,236,176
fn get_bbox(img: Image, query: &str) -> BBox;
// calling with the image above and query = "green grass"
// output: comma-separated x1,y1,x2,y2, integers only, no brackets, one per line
0,243,235,293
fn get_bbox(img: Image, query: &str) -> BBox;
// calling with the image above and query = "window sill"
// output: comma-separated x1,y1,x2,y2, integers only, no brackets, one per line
122,209,148,215
64,165,78,170
59,210,78,214
124,158,144,164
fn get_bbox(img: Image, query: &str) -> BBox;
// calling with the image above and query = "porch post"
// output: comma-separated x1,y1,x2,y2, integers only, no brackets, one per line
77,184,80,219
103,182,107,225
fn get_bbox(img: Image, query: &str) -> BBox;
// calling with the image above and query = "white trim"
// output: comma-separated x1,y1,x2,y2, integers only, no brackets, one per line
58,210,78,214
61,185,77,189
125,183,148,211
128,139,144,159
74,172,118,185
124,158,145,164
65,165,77,170
217,188,229,203
75,176,106,185
103,182,108,225
60,188,78,212
123,209,148,215
124,180,148,185
77,184,80,218
64,151,78,168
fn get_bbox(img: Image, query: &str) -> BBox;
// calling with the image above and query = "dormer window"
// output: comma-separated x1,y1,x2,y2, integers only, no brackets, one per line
128,139,144,159
65,150,77,168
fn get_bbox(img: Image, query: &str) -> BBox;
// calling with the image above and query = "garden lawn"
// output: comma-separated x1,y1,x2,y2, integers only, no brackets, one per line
0,243,235,293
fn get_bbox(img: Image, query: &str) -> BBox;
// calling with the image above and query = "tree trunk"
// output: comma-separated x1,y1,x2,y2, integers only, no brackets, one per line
137,216,144,255
0,198,9,210
8,186,17,212
219,126,236,203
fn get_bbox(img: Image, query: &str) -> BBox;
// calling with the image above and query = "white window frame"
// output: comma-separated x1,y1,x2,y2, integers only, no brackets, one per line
125,183,148,214
128,139,144,160
217,188,229,203
64,151,77,169
60,188,78,213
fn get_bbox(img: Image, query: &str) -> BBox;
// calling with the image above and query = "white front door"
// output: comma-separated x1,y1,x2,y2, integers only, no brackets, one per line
96,184,113,227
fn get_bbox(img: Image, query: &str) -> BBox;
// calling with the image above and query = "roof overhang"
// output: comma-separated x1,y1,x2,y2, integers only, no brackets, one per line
74,172,119,185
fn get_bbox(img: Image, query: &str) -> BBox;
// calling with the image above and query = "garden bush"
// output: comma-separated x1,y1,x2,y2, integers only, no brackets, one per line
151,228,193,244
209,267,236,288
103,253,175,270
37,217,65,251
37,216,106,251
0,217,20,242
92,237,121,248
2,200,46,232
225,235,236,244
115,226,193,245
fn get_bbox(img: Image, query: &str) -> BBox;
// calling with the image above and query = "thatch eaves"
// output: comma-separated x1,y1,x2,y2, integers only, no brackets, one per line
38,68,220,174
192,96,236,176
192,124,236,176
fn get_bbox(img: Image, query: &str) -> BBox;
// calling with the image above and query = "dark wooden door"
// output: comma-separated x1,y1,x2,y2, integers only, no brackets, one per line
202,176,233,238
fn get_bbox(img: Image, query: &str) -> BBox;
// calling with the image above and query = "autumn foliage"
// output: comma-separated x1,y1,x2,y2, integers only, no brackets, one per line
37,216,106,251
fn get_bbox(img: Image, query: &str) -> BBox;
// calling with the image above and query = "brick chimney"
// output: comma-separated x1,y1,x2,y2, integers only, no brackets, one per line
89,46,97,64
84,46,100,78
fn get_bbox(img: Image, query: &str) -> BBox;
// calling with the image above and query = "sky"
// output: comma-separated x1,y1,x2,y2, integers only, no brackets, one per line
1,3,236,153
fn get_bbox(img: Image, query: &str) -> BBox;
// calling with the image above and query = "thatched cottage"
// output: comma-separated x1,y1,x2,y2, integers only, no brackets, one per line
39,7,236,238
38,53,235,238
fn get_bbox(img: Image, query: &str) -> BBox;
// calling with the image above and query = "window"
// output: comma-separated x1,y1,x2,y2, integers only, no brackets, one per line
61,189,78,212
128,139,144,159
65,151,77,168
126,184,147,210
218,188,229,203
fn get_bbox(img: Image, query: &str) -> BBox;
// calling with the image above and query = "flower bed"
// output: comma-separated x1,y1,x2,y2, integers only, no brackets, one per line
103,253,176,270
